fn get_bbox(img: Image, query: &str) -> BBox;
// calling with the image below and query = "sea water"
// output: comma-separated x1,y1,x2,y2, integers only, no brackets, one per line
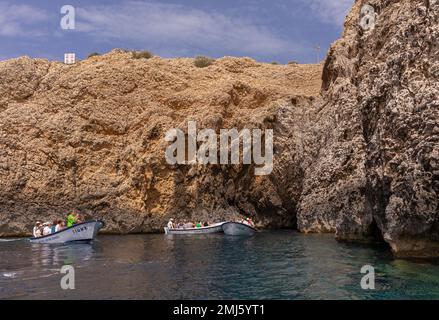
0,231,438,299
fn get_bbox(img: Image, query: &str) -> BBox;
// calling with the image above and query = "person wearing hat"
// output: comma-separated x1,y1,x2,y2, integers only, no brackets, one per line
33,221,42,237
42,222,52,236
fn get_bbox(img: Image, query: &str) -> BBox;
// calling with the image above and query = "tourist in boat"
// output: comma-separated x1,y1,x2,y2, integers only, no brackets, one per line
33,221,42,237
50,220,58,234
167,218,174,229
76,213,84,224
67,210,78,227
203,221,209,227
42,222,52,235
183,221,193,229
246,218,254,227
180,220,189,229
195,222,202,228
55,220,65,232
34,228,42,237
242,218,254,227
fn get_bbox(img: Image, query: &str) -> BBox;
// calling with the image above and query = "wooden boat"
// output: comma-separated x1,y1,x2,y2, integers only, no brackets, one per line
222,221,256,236
29,220,105,244
164,222,225,235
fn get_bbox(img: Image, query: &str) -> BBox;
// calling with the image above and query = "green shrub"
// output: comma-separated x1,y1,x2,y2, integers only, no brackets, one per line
194,56,214,68
87,52,100,58
271,61,279,65
132,50,153,59
288,60,298,65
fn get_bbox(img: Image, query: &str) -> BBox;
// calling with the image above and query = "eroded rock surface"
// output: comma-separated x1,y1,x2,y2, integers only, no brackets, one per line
298,0,439,258
0,0,438,258
0,52,321,235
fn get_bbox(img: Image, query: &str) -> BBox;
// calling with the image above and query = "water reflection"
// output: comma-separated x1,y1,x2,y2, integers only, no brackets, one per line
30,242,94,267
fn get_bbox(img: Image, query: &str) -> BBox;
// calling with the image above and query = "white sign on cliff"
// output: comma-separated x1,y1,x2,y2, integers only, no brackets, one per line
64,53,76,64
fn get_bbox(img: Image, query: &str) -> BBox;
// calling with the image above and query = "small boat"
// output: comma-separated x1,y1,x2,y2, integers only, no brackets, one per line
29,220,105,244
164,222,225,235
222,221,257,236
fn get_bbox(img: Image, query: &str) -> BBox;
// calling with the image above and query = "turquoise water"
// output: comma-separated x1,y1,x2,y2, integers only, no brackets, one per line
0,231,438,299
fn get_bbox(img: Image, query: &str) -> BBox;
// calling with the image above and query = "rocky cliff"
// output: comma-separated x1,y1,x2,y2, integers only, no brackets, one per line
298,0,439,258
0,52,322,235
0,0,437,258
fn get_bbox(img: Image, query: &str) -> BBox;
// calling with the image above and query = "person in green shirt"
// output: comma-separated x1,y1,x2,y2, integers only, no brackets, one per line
195,222,202,228
67,211,78,227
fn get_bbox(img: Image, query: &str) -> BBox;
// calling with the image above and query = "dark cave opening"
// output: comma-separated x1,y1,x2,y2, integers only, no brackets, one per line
254,204,297,230
368,217,387,244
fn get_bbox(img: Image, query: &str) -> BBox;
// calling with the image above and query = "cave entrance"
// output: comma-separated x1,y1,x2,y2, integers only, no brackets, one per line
368,217,386,244
254,205,297,230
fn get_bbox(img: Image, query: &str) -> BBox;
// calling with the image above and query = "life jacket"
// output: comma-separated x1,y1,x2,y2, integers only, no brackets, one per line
67,214,76,227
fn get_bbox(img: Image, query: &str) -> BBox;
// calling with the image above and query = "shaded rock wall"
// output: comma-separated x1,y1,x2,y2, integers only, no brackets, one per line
298,0,439,257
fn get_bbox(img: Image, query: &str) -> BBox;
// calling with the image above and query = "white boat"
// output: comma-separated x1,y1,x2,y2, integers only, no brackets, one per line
164,222,225,235
222,222,257,236
29,220,105,244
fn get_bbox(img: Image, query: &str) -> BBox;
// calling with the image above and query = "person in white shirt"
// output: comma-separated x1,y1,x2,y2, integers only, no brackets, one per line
33,221,42,237
55,220,65,232
42,223,52,236
167,218,175,229
242,218,254,227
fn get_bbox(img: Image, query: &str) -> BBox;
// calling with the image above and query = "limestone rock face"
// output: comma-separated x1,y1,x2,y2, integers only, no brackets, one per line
298,0,439,257
0,0,438,258
0,52,321,235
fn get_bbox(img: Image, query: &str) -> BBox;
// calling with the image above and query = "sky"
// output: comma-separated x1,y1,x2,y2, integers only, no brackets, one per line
0,0,354,64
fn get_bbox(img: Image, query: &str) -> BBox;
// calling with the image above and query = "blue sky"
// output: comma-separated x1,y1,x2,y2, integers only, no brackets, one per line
0,0,354,63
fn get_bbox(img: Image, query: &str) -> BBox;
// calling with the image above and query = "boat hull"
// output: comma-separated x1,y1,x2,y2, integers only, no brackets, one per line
29,220,105,244
222,222,256,236
164,222,225,235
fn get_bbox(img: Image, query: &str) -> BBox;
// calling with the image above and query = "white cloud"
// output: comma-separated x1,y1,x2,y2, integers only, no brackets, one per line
303,0,354,26
0,2,48,36
76,1,304,57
